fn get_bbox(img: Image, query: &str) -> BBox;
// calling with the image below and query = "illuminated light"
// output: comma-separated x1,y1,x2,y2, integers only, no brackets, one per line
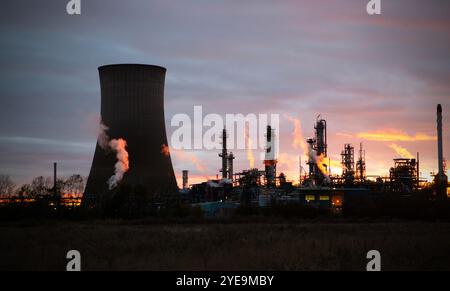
0,197,82,208
319,195,330,201
305,195,315,201
331,195,343,206
247,138,255,168
245,125,255,168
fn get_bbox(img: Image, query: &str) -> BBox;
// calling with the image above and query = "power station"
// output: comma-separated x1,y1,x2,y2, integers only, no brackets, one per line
182,104,448,214
5,64,444,211
84,64,178,205
0,63,447,215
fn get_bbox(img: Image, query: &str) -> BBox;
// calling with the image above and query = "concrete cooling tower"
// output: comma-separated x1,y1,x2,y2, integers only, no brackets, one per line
84,64,178,205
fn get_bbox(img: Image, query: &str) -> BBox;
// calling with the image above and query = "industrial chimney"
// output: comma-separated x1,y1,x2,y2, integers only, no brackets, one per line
219,128,228,179
84,64,178,205
264,125,277,187
436,104,448,198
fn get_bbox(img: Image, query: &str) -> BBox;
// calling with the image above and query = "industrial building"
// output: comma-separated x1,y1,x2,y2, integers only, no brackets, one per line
75,64,447,213
0,62,447,219
84,64,178,206
182,104,448,216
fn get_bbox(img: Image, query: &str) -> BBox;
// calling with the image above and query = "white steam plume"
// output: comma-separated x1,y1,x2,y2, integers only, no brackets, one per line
98,121,130,190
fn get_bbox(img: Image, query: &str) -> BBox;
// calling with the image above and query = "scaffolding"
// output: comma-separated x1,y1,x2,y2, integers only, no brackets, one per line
389,158,418,193
219,128,228,179
356,142,366,182
341,144,355,185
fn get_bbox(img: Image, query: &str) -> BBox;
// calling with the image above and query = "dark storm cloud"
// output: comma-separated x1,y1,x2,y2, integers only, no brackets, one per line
0,0,449,184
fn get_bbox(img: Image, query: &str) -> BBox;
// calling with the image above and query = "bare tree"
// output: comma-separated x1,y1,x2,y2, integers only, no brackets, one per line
30,176,52,197
62,175,85,197
0,175,15,197
16,184,32,198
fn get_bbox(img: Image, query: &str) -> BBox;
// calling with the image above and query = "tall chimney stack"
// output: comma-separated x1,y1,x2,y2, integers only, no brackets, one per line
227,152,235,181
436,104,448,198
437,104,444,174
53,162,57,198
219,128,228,179
264,125,277,187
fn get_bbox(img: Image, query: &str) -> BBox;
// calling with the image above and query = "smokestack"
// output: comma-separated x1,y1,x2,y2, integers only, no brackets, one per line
182,170,188,190
437,104,444,175
436,104,448,198
219,128,228,179
227,152,235,181
53,162,57,198
315,117,327,157
264,125,277,187
417,152,420,189
84,64,178,205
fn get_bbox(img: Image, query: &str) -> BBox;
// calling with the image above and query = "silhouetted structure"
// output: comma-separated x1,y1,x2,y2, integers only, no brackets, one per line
84,64,178,205
219,128,229,179
356,143,366,182
341,144,355,185
264,125,277,187
182,170,189,190
389,158,418,193
435,104,448,198
306,116,328,185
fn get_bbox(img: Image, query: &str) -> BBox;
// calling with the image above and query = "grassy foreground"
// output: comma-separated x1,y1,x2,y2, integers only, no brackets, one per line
1,220,450,271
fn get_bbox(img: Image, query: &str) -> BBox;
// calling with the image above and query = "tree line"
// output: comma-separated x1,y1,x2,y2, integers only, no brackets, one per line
0,174,85,198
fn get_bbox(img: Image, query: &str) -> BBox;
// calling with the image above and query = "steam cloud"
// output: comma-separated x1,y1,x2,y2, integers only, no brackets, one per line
389,143,414,159
285,114,307,153
98,121,130,190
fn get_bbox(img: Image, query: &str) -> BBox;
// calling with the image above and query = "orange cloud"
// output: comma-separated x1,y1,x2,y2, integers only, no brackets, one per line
357,130,436,142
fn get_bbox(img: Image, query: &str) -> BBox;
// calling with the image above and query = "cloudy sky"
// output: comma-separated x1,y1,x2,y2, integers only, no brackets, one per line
1,0,449,187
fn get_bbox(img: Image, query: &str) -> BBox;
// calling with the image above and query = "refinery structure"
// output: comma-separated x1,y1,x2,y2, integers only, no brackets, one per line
180,103,447,214
82,64,447,213
0,64,447,215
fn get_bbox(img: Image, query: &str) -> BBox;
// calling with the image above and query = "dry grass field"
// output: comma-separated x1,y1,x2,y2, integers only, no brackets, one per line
1,221,450,271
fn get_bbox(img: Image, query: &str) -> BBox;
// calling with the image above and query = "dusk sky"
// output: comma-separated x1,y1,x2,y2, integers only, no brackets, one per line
1,0,449,187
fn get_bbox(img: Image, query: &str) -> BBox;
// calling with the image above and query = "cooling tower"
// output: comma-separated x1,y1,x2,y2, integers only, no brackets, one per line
84,64,178,205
